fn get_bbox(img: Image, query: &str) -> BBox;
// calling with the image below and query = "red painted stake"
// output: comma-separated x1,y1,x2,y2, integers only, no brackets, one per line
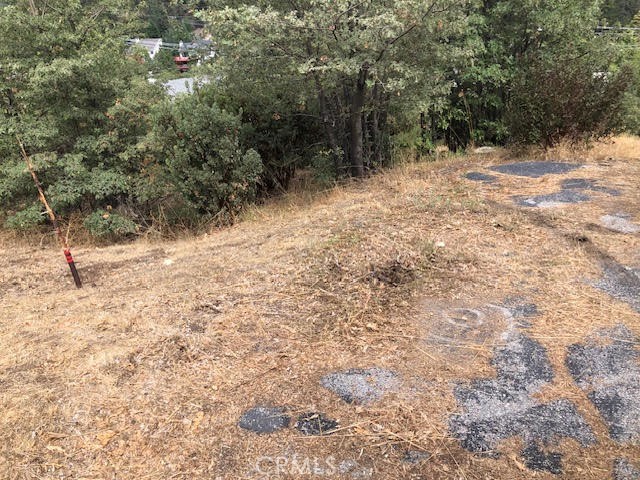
18,136,83,288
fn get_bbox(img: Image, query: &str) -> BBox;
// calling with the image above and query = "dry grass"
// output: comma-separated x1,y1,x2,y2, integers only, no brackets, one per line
1,137,639,479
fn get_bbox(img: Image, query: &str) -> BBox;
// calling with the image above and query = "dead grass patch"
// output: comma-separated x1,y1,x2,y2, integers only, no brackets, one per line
1,136,639,479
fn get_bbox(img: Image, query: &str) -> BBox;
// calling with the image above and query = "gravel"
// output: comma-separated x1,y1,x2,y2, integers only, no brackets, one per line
294,412,339,436
238,406,291,434
464,172,498,183
490,161,582,178
515,190,591,208
321,368,400,405
449,332,595,463
601,214,640,234
594,261,640,313
566,325,640,443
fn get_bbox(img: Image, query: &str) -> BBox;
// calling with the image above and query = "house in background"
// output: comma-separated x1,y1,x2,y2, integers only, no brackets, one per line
126,37,215,72
161,77,211,97
178,39,216,65
126,38,163,59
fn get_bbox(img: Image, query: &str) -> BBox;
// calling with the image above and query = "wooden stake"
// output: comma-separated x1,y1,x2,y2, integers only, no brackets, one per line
17,137,82,288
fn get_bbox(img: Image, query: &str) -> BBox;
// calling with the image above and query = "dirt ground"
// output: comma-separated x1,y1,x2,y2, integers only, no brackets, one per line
1,137,639,479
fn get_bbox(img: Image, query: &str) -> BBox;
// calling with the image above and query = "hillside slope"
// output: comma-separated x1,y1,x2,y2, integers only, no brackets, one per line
1,138,639,479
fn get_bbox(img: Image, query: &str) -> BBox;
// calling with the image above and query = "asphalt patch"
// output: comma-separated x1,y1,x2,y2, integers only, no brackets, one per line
522,442,563,475
464,172,498,183
561,178,621,196
594,261,640,313
514,190,591,208
490,333,553,388
566,325,640,443
490,161,582,178
295,412,339,436
601,214,640,234
503,297,538,328
321,368,399,405
505,302,538,319
238,406,290,434
449,332,595,463
614,459,640,480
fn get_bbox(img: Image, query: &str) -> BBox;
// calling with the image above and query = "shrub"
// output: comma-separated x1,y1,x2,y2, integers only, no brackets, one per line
4,204,44,231
215,82,322,191
506,51,632,147
83,210,137,239
150,89,263,223
310,150,338,188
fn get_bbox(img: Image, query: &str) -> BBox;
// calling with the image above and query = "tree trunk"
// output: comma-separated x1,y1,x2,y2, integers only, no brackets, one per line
371,86,389,167
306,36,345,177
349,67,368,177
312,73,343,176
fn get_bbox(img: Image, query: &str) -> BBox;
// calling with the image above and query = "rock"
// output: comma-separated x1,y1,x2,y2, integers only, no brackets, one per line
594,261,640,313
560,178,621,196
295,412,339,436
473,146,497,154
321,368,400,405
238,406,290,434
506,303,538,319
522,442,562,475
402,450,431,464
614,459,640,480
490,161,582,178
424,302,525,354
503,298,538,328
491,333,554,389
338,459,373,478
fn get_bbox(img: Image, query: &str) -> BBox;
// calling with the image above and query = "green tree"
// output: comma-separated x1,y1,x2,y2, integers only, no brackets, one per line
0,0,163,235
142,0,170,37
203,0,475,177
149,88,262,222
442,0,630,148
601,0,640,25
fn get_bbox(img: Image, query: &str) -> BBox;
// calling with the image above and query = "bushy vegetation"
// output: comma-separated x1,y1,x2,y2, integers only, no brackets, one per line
150,90,262,222
1,0,639,240
438,0,634,149
506,51,632,147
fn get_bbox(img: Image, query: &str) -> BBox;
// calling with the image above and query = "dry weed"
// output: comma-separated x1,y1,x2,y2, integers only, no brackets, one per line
0,136,639,479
